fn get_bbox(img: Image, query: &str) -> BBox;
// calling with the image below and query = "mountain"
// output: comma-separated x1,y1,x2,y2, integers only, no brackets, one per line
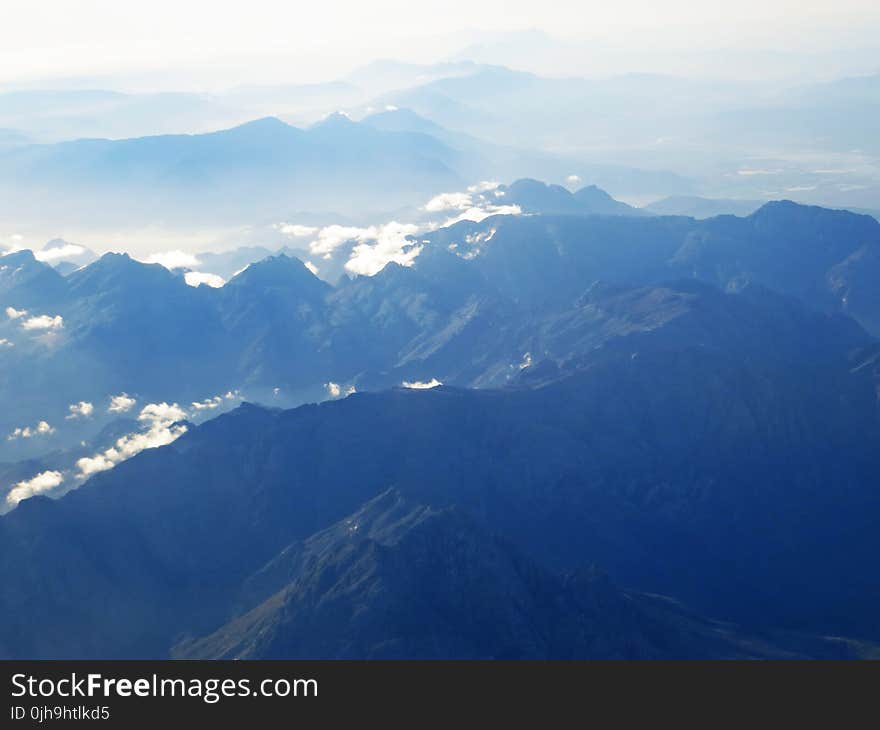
1,273,879,657
0,249,69,309
644,196,766,218
496,178,643,216
360,107,695,200
411,201,880,337
173,490,871,660
0,116,464,227
38,238,98,274
3,199,880,461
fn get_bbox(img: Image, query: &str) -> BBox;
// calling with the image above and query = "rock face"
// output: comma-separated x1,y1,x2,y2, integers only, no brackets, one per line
172,490,874,660
1,270,879,657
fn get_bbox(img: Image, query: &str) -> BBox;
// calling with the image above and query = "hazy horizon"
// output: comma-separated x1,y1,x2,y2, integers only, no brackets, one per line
2,0,879,91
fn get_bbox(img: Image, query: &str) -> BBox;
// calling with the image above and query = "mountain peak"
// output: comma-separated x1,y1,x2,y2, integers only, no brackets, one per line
500,178,639,216
226,254,330,293
232,116,292,132
310,111,356,131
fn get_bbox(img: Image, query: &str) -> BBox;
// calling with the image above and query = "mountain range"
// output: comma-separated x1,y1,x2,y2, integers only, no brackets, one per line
2,281,878,655
3,197,880,454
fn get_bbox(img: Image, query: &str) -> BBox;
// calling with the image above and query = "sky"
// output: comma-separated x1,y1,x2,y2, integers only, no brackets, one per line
2,0,879,89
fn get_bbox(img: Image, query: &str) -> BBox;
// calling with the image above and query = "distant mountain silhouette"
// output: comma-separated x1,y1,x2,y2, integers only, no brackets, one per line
497,178,643,216
0,116,463,226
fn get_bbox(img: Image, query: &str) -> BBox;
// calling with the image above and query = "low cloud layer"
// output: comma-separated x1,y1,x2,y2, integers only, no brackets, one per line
143,250,202,269
277,182,522,278
5,470,64,510
34,243,87,263
402,378,443,389
324,382,356,399
75,401,189,479
184,271,225,288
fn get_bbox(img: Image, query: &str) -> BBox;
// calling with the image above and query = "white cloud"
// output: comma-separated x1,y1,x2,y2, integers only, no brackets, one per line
8,420,54,440
0,338,12,347
308,225,375,255
184,271,225,288
519,352,533,369
34,243,86,263
74,454,116,478
75,402,188,480
566,174,581,185
66,401,94,420
277,223,319,238
345,221,421,277
424,192,474,212
143,250,201,269
21,314,64,331
191,395,223,411
324,382,356,399
108,393,136,413
402,378,442,389
442,204,521,227
5,470,64,509
138,402,187,425
272,184,520,280
303,261,319,276
5,306,27,319
467,181,501,193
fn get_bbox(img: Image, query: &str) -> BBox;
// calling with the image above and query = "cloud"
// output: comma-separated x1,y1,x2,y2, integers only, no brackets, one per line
308,225,375,256
402,378,442,389
324,382,356,399
5,470,64,509
21,314,64,331
191,395,223,411
736,169,782,176
143,250,201,269
277,223,319,238
441,204,521,227
467,181,501,193
66,401,94,420
566,174,581,185
184,271,225,288
424,192,474,212
139,402,187,425
5,306,27,319
8,420,54,440
108,393,136,413
75,402,188,480
345,222,421,277
274,183,521,279
428,184,522,227
303,261,319,276
0,338,12,347
34,243,86,263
